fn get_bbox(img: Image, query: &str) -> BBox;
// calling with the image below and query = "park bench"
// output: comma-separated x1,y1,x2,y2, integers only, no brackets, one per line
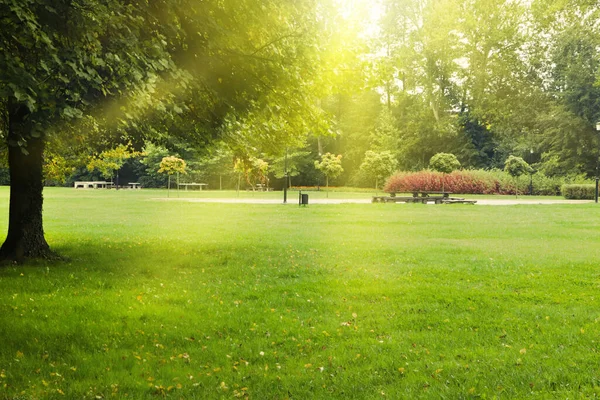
177,183,208,190
74,181,112,189
372,191,476,205
246,184,273,191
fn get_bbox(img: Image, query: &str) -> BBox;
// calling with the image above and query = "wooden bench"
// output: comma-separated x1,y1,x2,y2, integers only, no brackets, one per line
246,184,272,192
372,191,476,205
441,198,477,205
411,191,451,198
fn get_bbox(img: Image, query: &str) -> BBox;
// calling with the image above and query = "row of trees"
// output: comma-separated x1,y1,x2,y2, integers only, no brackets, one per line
56,143,348,191
0,0,341,260
314,0,600,186
57,144,544,194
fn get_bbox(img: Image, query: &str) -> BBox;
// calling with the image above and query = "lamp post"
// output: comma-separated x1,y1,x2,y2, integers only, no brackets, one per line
529,149,534,195
283,148,288,204
596,122,600,203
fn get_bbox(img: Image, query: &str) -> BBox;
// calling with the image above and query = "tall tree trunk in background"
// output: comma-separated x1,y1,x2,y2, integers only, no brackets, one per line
317,136,323,156
0,102,52,262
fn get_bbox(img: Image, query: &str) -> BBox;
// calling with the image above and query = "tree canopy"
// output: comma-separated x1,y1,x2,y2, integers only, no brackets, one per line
429,153,461,174
0,0,333,260
315,153,344,187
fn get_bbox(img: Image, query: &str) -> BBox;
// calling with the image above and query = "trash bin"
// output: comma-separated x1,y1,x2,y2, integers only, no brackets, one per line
299,191,309,206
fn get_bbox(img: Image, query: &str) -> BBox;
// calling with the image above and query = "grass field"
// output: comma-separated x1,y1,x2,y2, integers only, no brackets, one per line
0,187,599,399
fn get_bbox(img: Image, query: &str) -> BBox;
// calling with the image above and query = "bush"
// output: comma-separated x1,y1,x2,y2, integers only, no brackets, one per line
384,169,565,195
429,153,460,173
504,155,530,178
561,184,596,199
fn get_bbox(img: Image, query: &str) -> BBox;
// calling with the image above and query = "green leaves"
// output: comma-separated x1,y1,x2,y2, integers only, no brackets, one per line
61,107,83,119
314,153,343,186
504,155,531,178
87,143,142,179
360,150,398,189
429,153,461,174
158,156,187,175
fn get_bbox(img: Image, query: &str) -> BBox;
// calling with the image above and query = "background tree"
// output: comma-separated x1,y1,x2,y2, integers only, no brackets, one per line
429,153,461,174
233,157,269,191
43,154,74,186
430,152,461,192
135,142,170,188
158,156,187,197
315,153,344,189
271,150,312,189
505,155,531,198
360,150,398,190
86,143,140,188
195,144,235,190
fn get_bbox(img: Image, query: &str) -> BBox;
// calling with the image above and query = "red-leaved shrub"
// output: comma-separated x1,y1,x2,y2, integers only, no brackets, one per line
384,170,523,195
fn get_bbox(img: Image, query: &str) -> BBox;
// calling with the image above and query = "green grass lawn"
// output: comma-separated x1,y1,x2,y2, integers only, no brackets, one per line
148,187,377,200
65,187,563,201
0,187,599,399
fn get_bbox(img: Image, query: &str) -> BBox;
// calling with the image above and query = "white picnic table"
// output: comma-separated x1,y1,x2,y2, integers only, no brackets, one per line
74,181,113,189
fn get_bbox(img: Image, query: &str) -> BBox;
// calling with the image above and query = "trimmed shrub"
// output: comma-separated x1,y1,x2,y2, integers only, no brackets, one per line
429,153,461,173
504,155,530,178
384,169,566,195
561,184,596,199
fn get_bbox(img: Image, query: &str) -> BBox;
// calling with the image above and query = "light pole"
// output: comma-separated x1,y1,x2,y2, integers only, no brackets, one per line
529,149,534,195
283,148,288,204
596,122,600,203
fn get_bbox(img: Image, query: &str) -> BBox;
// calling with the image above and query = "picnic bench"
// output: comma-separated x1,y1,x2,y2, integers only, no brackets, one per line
372,191,476,205
74,181,113,189
246,184,273,192
127,182,141,189
177,183,208,191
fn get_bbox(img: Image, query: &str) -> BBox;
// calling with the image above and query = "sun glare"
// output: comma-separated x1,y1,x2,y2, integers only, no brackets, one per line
334,0,385,38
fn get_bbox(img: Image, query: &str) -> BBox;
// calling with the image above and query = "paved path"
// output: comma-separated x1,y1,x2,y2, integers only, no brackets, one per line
475,199,592,205
154,197,593,205
154,198,371,204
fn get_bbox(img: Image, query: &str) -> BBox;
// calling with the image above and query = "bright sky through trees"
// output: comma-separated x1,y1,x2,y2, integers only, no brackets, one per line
334,0,385,38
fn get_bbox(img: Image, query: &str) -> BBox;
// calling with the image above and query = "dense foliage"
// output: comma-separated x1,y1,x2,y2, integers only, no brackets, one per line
8,0,600,190
315,0,600,185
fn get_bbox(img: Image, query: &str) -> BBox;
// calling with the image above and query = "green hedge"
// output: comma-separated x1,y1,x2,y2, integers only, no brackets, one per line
561,184,597,200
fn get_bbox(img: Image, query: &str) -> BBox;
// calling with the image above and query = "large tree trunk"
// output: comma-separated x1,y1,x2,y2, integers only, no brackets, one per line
0,103,53,262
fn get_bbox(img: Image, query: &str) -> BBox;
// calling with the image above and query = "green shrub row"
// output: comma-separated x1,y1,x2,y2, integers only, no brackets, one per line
561,184,597,200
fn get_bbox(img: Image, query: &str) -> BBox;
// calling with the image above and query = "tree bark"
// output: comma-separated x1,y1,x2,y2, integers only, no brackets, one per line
0,103,53,262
